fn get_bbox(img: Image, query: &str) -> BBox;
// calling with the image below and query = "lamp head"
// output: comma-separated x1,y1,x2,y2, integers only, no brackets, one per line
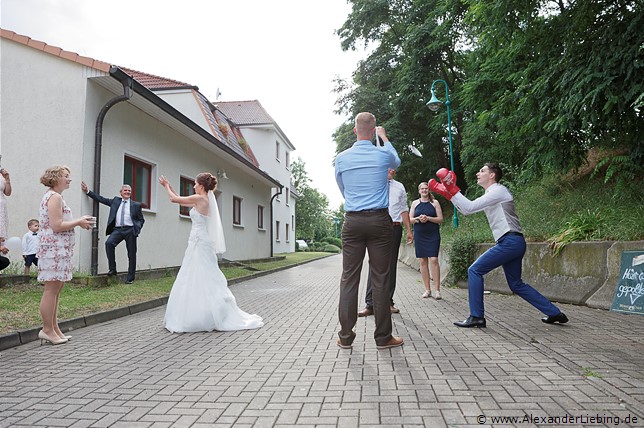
426,92,442,112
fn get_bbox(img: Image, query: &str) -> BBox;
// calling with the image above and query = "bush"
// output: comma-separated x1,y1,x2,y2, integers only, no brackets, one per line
445,232,480,286
307,242,323,252
321,237,342,248
321,244,341,253
548,208,606,256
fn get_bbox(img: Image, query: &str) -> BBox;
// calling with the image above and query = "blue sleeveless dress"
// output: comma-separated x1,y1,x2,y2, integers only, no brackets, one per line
413,201,441,258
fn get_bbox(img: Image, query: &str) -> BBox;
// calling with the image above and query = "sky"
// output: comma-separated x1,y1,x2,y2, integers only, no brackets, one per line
0,0,366,209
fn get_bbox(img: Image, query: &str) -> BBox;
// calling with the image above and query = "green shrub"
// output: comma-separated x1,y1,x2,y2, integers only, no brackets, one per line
548,208,606,256
445,232,480,286
321,244,341,253
307,242,323,251
321,237,342,248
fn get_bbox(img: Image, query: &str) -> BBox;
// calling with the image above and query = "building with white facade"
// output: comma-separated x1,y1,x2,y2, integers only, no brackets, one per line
215,101,298,254
0,29,288,276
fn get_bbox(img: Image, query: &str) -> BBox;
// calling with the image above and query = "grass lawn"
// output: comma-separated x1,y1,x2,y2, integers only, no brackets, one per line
0,252,331,335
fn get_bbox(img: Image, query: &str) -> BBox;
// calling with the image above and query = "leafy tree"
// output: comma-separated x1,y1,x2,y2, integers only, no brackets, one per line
291,158,332,241
460,0,643,186
334,0,643,193
334,0,469,197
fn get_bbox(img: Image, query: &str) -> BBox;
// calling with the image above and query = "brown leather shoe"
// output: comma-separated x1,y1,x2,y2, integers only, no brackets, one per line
336,339,352,349
358,307,374,317
376,336,404,350
390,305,400,314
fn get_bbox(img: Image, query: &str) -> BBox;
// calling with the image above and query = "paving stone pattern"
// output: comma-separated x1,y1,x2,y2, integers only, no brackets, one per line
1,255,643,427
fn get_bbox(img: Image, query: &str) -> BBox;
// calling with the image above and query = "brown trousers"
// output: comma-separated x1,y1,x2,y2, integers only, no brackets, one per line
338,210,393,346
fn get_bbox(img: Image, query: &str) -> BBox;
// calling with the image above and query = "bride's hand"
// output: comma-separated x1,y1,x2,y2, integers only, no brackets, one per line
159,176,168,186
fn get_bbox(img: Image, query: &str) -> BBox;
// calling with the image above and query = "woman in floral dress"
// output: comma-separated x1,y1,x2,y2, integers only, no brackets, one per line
37,166,94,345
0,168,12,271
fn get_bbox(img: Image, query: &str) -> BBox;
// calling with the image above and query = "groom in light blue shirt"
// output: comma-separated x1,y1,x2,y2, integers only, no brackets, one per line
335,134,399,212
334,112,403,350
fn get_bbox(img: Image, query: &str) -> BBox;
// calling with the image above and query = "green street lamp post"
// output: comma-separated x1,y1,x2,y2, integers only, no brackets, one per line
427,79,459,228
333,217,341,238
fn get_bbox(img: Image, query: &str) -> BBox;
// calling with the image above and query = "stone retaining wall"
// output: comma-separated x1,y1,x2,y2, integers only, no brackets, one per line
398,240,644,310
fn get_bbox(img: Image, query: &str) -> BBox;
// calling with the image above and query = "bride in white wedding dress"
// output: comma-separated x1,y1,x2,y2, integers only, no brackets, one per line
159,173,264,333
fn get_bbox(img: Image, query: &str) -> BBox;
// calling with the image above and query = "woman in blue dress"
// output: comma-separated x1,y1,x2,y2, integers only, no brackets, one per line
410,182,443,299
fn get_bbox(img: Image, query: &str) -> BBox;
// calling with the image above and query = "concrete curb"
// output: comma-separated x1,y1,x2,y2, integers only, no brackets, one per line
0,297,169,351
0,254,333,351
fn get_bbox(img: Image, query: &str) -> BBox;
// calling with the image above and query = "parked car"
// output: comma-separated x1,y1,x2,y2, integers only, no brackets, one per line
296,239,308,249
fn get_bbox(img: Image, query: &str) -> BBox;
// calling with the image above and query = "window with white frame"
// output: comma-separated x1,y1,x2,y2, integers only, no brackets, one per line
124,155,153,208
285,151,290,169
258,205,264,229
286,224,289,242
233,196,242,225
285,188,290,206
179,176,195,216
275,141,280,161
275,221,280,241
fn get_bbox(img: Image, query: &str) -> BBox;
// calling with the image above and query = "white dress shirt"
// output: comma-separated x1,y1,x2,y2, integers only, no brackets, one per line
22,231,40,255
116,199,134,227
388,179,409,222
451,182,522,241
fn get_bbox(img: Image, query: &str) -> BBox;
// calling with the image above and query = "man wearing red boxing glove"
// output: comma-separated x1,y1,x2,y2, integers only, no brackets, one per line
433,163,568,328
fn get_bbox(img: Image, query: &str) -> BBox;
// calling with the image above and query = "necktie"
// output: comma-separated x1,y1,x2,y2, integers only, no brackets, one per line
120,200,126,226
33,233,37,235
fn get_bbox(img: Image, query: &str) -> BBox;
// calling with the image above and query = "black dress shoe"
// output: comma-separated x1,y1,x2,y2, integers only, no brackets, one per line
107,270,117,276
541,312,568,324
454,316,486,328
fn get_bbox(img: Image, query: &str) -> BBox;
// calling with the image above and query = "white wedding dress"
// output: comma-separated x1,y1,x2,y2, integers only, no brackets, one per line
164,204,264,333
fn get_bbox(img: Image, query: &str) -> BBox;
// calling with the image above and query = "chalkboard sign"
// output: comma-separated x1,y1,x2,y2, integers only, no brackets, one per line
610,250,644,315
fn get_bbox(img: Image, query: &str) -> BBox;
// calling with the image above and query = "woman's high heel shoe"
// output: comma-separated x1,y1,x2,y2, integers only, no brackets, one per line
38,330,68,345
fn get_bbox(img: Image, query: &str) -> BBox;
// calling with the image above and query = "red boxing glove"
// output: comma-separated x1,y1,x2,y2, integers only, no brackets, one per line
436,168,461,195
428,179,453,201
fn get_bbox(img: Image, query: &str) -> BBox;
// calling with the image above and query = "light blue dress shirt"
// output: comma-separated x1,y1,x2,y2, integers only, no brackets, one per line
335,140,401,212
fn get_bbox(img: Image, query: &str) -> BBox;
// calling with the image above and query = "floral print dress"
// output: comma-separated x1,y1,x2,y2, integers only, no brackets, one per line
37,190,75,282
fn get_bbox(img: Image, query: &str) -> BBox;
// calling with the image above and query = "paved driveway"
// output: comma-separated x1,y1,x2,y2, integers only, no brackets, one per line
1,255,643,427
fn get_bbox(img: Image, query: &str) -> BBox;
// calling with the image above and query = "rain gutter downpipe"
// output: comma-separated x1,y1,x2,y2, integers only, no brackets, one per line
90,71,133,276
269,186,283,258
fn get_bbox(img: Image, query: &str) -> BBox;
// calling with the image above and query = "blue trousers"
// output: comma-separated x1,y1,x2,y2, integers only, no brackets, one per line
468,234,560,318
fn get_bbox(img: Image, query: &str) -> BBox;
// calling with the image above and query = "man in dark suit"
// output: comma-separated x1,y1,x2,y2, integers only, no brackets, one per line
81,181,145,284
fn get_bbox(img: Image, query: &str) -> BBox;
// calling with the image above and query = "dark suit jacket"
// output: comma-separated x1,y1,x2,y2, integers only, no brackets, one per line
86,191,145,237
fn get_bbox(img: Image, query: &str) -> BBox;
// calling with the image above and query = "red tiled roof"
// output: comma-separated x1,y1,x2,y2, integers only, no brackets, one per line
215,100,275,125
120,67,196,90
1,29,197,91
0,28,112,72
